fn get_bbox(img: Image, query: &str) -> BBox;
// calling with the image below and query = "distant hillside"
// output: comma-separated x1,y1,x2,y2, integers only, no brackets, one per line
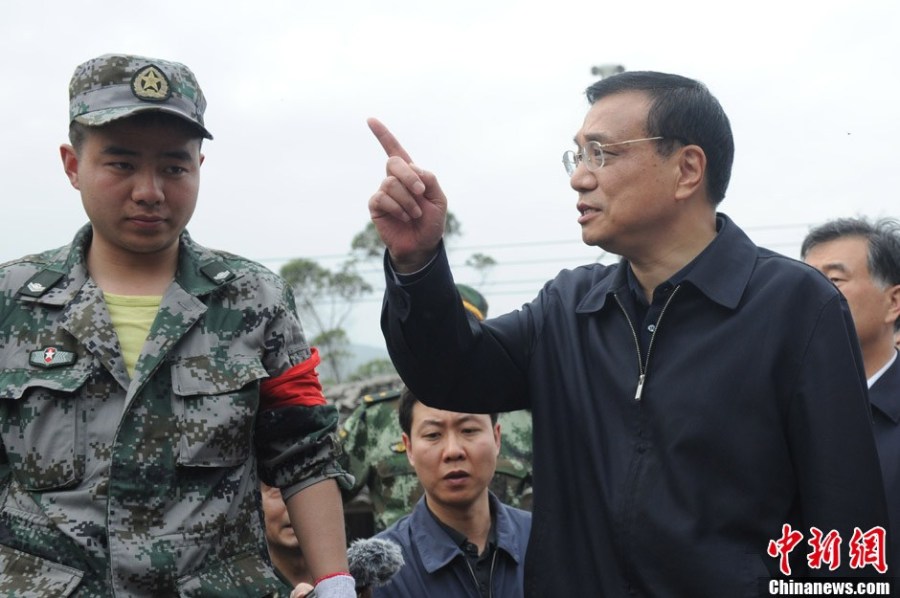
317,342,392,383
348,343,390,368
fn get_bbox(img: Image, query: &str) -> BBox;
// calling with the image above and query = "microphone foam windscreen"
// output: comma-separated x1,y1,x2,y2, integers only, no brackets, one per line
347,537,405,588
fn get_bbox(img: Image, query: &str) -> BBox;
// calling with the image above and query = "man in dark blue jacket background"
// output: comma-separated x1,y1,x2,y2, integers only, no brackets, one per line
364,71,889,596
803,217,900,576
373,388,530,597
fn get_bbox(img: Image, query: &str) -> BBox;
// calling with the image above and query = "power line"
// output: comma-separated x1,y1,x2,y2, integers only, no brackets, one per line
251,221,819,266
276,221,821,309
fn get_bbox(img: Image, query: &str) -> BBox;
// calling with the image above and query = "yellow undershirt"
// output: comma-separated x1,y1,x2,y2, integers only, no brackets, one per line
104,293,162,378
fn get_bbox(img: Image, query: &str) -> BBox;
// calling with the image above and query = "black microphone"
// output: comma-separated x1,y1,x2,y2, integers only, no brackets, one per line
307,537,404,596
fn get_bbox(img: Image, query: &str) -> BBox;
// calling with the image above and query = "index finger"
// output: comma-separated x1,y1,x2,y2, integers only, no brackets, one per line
367,117,414,164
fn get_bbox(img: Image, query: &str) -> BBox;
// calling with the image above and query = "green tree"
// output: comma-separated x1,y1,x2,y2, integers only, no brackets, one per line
280,258,372,383
464,252,497,286
283,212,497,383
348,358,397,382
351,212,463,258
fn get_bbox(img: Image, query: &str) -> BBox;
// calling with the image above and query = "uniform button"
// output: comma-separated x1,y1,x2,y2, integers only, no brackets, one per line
647,324,656,333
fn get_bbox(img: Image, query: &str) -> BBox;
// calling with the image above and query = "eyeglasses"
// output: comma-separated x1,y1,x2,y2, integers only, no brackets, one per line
562,137,664,176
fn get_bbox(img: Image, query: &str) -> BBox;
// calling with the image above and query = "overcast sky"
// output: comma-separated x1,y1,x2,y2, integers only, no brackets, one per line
2,0,898,348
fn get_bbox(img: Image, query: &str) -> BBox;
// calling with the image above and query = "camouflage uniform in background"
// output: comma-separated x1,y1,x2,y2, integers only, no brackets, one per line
339,283,533,533
340,390,533,533
0,226,350,596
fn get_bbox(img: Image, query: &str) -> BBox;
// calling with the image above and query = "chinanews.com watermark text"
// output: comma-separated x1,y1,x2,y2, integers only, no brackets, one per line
761,524,895,596
763,579,894,596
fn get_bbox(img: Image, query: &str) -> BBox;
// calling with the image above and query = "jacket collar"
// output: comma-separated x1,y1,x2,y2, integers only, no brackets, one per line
409,493,524,574
16,223,241,304
575,213,757,314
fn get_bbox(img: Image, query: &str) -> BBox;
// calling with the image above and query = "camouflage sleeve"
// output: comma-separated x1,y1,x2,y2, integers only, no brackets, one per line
0,440,8,486
255,403,352,498
255,280,352,495
492,409,534,511
260,279,314,374
337,404,371,499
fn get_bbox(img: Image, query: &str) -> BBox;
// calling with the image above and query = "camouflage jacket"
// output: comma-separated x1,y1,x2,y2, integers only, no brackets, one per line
339,390,533,532
0,225,348,597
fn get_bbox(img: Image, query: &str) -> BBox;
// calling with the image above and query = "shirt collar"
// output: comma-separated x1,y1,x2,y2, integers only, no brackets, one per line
410,494,521,573
425,497,497,553
625,250,698,307
868,349,897,389
869,350,900,423
16,224,239,304
576,213,758,314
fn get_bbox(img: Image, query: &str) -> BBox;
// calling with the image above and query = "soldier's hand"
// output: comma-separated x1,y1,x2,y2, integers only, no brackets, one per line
289,580,363,598
367,117,447,273
290,582,314,597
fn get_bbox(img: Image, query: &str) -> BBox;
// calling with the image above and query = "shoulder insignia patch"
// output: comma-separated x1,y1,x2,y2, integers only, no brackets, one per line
200,262,235,285
18,269,65,298
362,388,403,406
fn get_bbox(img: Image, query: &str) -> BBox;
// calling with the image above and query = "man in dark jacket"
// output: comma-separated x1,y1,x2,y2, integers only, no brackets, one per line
374,388,530,597
802,217,900,575
364,71,889,596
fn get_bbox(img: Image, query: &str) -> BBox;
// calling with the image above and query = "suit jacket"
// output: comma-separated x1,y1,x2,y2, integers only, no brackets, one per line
870,350,900,574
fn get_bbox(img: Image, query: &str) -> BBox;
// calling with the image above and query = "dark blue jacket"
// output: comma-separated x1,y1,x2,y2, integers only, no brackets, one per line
870,351,900,574
381,214,889,597
373,494,531,597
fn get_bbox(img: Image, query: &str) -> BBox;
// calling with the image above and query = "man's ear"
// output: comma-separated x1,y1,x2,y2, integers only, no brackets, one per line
493,422,502,456
402,432,414,467
885,283,900,328
673,144,707,201
60,144,81,190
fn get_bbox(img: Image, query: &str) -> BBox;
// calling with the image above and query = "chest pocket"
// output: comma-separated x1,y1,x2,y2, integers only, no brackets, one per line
171,356,268,468
0,365,90,491
176,551,282,597
0,544,83,597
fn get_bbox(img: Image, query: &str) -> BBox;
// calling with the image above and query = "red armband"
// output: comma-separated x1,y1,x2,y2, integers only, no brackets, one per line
260,347,327,410
314,571,352,585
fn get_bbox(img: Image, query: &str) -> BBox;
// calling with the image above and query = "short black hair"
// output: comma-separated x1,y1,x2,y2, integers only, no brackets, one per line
585,71,734,206
398,386,498,437
801,217,900,331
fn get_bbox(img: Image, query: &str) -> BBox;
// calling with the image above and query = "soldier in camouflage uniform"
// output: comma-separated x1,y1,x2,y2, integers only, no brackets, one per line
0,54,356,597
339,285,532,533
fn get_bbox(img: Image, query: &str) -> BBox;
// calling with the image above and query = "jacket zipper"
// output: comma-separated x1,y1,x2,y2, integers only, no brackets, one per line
614,285,681,401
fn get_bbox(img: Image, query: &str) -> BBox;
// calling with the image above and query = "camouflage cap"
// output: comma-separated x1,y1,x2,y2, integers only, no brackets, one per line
68,53,213,139
456,284,488,321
